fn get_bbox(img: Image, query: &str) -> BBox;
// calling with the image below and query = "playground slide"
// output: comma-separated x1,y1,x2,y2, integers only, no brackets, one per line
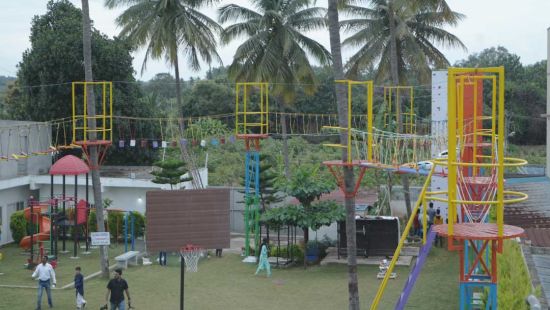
394,230,437,310
19,206,51,250
370,165,436,310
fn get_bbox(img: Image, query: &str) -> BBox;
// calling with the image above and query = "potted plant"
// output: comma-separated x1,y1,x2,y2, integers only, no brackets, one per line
306,241,320,263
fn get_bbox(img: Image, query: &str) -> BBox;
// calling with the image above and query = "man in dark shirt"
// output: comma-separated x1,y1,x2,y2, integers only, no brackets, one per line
105,268,131,310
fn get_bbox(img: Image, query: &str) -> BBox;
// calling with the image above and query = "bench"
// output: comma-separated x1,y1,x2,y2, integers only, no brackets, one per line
115,251,140,269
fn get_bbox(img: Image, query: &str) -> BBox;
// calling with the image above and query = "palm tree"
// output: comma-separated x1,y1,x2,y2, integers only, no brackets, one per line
105,0,222,111
326,0,361,308
342,0,466,83
218,0,331,179
81,0,109,278
342,0,465,219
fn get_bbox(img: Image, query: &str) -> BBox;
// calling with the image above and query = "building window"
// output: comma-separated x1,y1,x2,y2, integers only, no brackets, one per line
16,201,25,211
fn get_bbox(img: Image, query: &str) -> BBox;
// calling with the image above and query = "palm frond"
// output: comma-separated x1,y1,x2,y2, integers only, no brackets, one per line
108,0,221,74
218,4,262,24
341,0,465,84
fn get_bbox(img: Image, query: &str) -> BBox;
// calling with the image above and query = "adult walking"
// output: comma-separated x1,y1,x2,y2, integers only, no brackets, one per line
32,255,56,310
104,268,131,310
255,238,271,277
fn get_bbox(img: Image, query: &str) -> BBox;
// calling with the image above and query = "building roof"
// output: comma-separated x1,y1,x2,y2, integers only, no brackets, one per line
525,228,550,247
505,177,550,229
99,166,154,180
49,155,90,175
289,188,378,206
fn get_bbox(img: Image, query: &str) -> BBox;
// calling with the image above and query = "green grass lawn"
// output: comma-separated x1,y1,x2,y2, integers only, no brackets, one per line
508,144,546,165
0,241,126,287
0,243,459,310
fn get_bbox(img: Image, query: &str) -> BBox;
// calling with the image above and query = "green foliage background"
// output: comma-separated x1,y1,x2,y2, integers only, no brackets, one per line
496,240,535,310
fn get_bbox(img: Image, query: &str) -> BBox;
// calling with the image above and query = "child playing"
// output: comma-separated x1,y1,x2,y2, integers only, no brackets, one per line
75,266,86,309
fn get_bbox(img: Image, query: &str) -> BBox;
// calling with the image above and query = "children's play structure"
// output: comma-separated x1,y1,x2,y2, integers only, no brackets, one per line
368,67,528,310
16,81,113,266
19,155,91,266
234,82,269,260
1,64,530,309
228,67,529,308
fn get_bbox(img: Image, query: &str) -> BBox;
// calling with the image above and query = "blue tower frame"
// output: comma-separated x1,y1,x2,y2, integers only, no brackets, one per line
244,150,261,257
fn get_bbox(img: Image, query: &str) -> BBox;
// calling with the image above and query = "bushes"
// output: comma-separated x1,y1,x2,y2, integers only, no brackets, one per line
88,210,145,243
107,211,145,242
496,240,533,310
10,211,27,244
131,211,145,238
269,244,304,263
88,210,98,233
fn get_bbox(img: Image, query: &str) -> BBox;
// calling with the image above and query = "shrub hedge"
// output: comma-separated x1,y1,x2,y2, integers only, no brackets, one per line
9,211,27,244
496,240,533,310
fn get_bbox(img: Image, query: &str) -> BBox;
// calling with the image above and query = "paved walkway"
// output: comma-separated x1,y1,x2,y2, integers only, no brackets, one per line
320,247,416,266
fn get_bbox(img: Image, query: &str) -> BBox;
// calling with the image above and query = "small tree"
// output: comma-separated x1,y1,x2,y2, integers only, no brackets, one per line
240,154,283,211
262,200,344,266
279,165,335,267
151,159,192,190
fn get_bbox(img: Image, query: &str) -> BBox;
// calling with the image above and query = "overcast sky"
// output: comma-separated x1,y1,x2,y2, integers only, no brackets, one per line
0,0,548,81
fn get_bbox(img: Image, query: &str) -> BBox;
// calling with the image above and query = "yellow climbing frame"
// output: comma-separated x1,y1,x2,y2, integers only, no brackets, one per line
369,67,529,309
384,86,416,134
71,81,113,143
323,80,373,164
235,82,269,136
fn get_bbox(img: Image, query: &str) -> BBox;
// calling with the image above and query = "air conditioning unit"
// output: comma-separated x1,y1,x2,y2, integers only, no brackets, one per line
129,173,136,179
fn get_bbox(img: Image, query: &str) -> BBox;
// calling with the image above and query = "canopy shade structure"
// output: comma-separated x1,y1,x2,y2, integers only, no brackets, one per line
49,155,90,175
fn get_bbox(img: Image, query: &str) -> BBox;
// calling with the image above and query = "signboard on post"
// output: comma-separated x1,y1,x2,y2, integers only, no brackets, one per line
91,232,110,246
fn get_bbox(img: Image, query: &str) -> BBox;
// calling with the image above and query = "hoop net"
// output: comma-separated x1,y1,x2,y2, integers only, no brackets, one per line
180,244,203,272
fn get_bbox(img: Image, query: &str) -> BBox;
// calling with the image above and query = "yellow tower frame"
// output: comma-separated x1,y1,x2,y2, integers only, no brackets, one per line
235,82,269,136
71,81,113,143
369,67,528,310
383,86,415,134
323,80,373,164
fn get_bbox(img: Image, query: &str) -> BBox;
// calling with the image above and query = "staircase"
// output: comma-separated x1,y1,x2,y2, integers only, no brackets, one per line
394,229,437,310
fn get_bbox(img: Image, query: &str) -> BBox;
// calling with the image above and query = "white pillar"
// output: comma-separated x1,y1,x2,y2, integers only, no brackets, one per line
431,71,449,220
547,27,550,177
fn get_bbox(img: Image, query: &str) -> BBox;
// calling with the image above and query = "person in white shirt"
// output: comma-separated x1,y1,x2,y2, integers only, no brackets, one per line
32,255,56,309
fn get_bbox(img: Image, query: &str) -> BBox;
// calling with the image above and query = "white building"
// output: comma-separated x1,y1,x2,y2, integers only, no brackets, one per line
0,120,207,246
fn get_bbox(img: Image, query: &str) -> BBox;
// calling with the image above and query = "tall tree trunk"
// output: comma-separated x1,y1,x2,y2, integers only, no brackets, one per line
174,51,183,113
327,1,360,309
388,1,413,219
81,0,109,278
279,99,291,179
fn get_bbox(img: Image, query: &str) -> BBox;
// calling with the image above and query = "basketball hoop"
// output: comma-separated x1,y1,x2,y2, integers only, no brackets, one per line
180,244,203,272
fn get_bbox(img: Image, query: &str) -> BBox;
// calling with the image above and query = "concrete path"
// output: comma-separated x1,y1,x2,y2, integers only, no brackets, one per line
320,247,416,266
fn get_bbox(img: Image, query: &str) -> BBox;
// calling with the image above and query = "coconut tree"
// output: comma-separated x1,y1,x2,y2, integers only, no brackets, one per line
342,0,465,219
342,0,465,83
81,0,109,278
218,0,331,178
326,0,361,308
104,0,222,111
